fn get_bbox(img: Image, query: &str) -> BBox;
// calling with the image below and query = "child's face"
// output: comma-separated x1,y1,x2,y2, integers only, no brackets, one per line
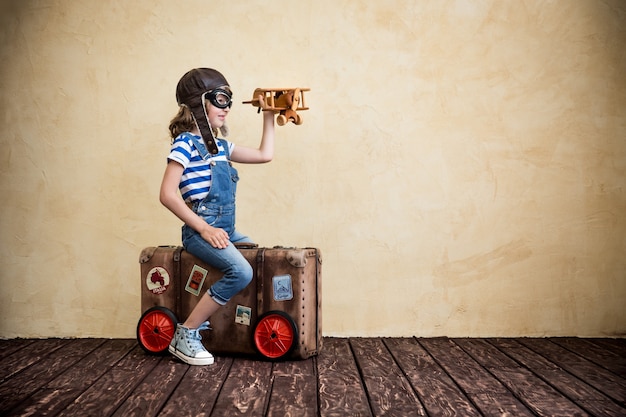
205,100,229,129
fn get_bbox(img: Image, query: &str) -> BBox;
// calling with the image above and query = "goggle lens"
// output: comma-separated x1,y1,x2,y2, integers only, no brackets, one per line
206,89,232,109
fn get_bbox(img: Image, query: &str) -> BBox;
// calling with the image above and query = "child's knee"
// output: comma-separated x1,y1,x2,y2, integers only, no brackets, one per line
237,262,253,287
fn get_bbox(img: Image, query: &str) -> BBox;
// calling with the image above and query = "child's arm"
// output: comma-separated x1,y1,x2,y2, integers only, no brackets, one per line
159,161,230,249
230,110,275,164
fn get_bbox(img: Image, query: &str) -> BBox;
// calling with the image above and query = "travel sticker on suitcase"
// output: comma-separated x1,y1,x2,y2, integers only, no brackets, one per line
146,266,170,295
273,274,293,301
235,305,252,326
185,264,208,296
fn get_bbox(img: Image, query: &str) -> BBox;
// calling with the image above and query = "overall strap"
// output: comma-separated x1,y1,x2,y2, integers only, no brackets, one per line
188,134,230,161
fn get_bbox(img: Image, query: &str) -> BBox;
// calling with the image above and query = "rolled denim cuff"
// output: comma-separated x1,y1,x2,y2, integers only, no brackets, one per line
208,288,228,306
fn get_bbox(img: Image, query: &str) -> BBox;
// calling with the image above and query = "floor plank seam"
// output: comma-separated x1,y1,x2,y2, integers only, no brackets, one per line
455,339,538,415
517,338,624,407
347,339,377,417
385,338,429,415
208,358,235,417
552,338,625,379
417,338,482,415
488,338,614,417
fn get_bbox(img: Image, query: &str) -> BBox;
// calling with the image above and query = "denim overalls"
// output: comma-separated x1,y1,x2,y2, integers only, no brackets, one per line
181,134,253,306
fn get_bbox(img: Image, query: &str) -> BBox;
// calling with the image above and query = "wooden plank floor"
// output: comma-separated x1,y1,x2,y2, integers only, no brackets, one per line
0,337,624,416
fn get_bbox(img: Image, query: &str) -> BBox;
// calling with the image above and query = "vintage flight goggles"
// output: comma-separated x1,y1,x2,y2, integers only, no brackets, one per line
204,88,233,109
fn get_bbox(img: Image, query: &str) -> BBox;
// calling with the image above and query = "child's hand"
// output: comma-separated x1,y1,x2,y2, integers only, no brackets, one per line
258,94,278,114
201,226,230,249
257,94,267,110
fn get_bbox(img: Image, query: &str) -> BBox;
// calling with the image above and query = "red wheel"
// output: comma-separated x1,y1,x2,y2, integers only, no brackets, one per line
137,306,178,354
253,311,297,360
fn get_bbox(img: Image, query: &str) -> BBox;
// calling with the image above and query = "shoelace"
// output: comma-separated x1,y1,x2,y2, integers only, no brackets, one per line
189,321,211,341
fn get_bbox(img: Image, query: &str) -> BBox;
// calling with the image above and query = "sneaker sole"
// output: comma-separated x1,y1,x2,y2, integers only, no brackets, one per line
168,345,214,366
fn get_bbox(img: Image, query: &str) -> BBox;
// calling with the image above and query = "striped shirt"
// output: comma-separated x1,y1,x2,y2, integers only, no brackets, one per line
167,133,235,202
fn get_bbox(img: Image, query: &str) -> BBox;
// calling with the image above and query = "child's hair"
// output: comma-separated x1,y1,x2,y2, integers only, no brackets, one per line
168,105,196,140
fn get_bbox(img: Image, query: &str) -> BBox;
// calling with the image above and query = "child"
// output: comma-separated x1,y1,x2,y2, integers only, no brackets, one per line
160,68,275,365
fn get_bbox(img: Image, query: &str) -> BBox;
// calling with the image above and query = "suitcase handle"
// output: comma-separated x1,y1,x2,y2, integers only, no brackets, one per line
139,246,183,263
234,242,259,249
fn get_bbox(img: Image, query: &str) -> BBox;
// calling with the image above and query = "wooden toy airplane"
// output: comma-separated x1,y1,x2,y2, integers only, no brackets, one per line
243,88,310,126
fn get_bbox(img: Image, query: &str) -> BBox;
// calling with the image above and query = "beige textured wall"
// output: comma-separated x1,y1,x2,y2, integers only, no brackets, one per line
1,0,624,338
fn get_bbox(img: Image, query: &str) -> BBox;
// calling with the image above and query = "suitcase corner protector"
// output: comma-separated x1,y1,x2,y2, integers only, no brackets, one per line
139,246,158,263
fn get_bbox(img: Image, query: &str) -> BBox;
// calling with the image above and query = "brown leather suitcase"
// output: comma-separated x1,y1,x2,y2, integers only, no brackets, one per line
137,244,322,360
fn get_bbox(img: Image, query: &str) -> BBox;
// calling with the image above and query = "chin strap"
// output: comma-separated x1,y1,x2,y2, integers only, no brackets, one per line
188,94,218,155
